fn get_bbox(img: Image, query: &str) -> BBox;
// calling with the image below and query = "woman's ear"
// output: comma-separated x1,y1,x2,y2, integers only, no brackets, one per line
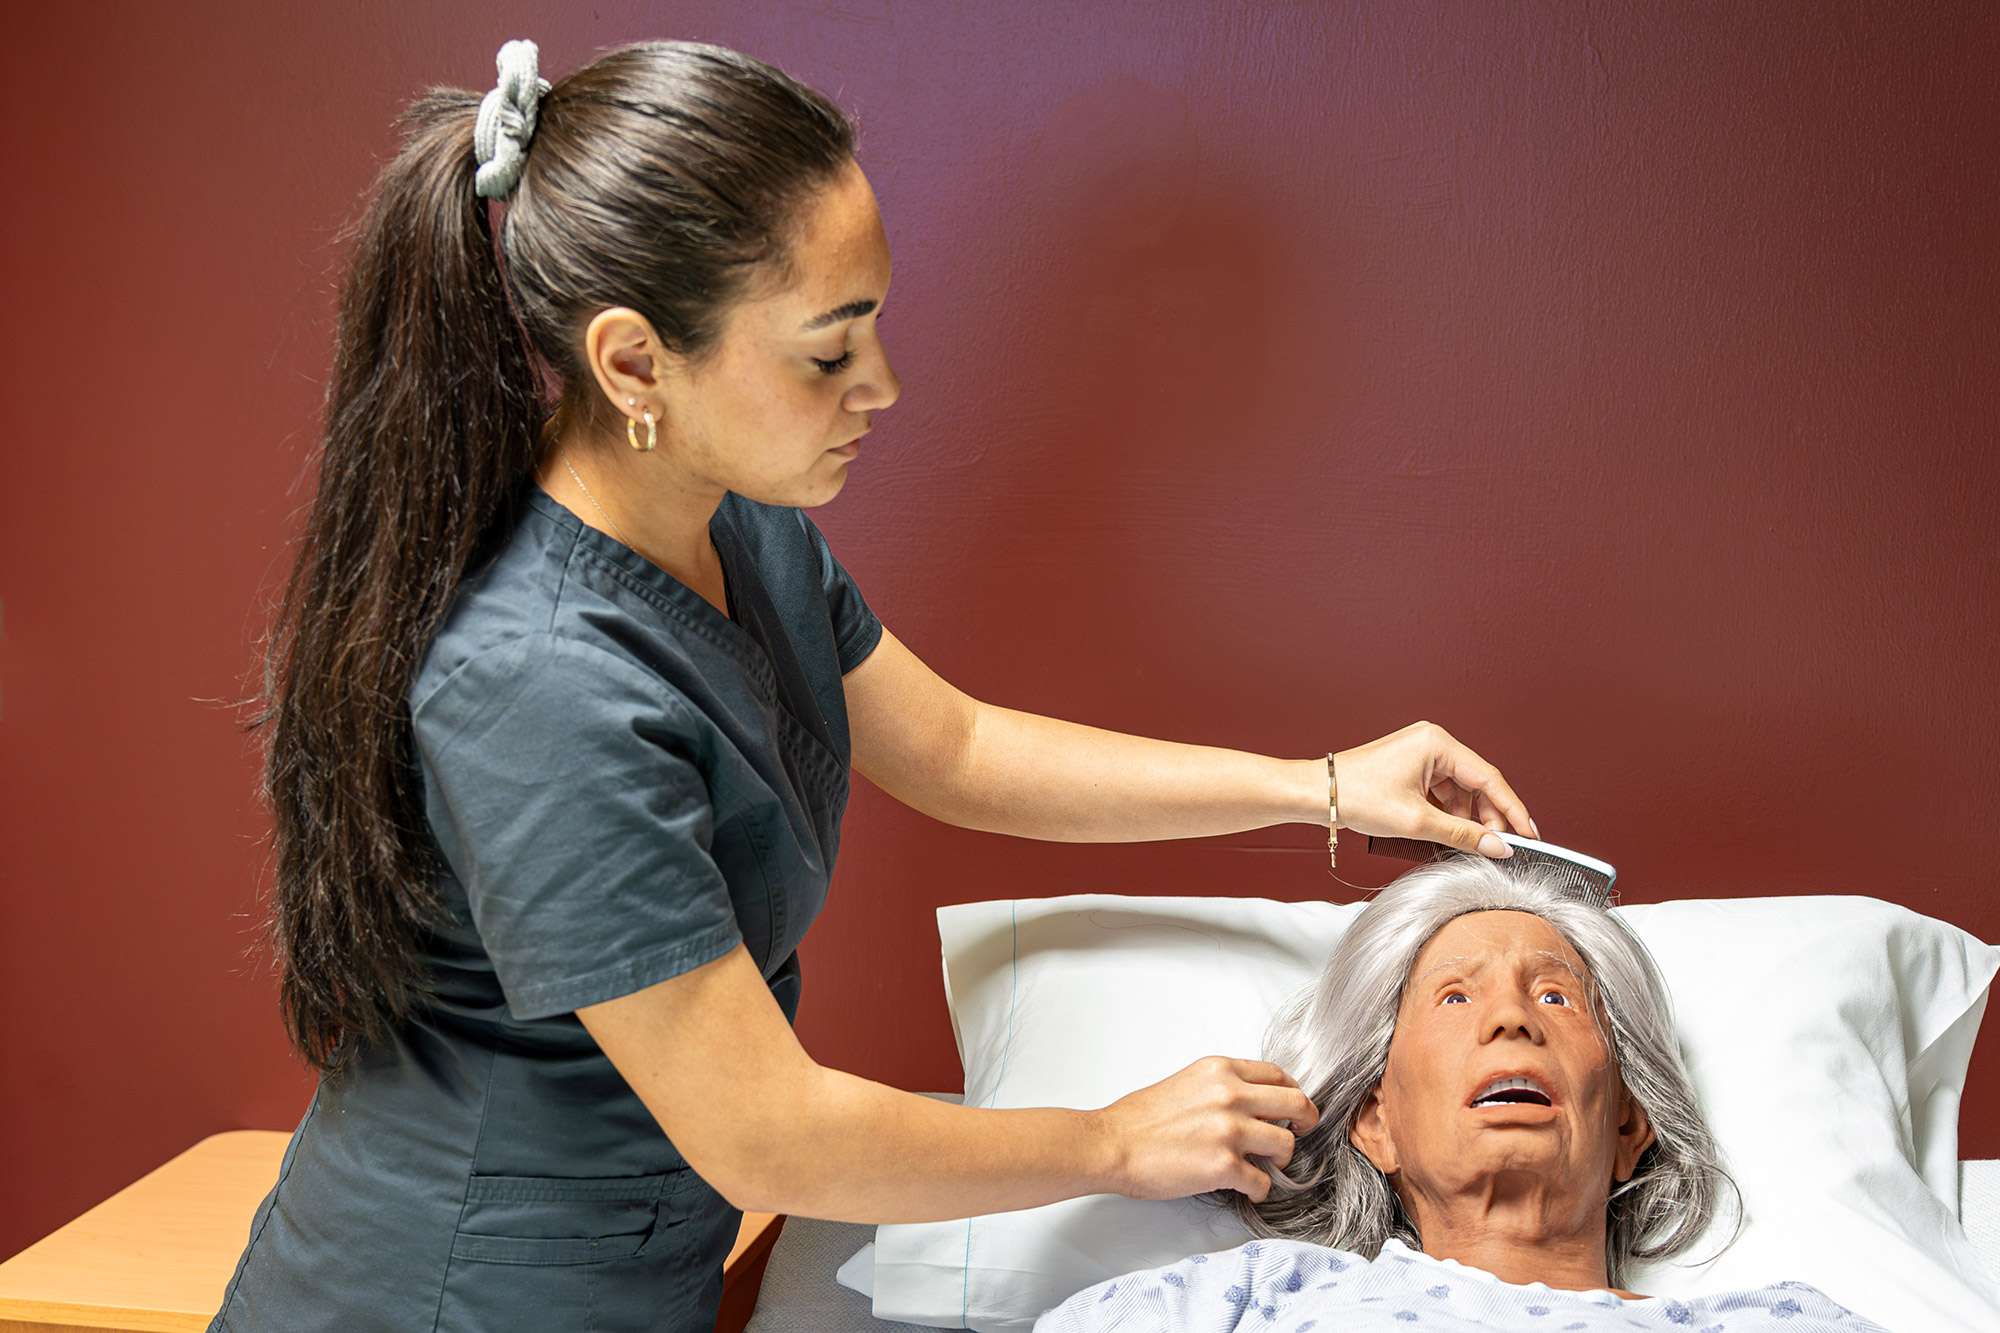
1611,1084,1656,1183
1349,1084,1399,1175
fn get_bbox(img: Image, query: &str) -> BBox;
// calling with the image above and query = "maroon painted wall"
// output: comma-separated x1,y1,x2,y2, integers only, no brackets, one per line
3,0,1995,1263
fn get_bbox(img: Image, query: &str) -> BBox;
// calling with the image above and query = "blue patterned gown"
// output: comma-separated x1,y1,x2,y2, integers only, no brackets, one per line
1032,1237,1891,1332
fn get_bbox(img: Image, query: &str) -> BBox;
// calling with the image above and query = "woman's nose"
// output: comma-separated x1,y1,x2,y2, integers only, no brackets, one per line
854,343,900,412
867,364,900,412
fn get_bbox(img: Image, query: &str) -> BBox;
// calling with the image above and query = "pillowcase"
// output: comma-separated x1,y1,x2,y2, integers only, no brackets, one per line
865,893,2000,1332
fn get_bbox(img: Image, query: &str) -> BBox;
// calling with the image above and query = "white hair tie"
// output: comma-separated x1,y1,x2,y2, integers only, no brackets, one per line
473,39,551,200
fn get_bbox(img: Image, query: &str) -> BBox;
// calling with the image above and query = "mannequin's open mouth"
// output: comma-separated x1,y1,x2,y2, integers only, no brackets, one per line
1468,1074,1554,1108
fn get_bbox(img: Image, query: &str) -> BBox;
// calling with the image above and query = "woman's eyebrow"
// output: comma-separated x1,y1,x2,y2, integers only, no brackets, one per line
799,298,877,332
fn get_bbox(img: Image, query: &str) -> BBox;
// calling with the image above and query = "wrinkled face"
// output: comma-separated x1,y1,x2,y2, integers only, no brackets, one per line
1349,911,1654,1233
615,155,900,506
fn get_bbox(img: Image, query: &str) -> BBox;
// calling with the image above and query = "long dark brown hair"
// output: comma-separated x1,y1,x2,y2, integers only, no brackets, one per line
237,40,856,1077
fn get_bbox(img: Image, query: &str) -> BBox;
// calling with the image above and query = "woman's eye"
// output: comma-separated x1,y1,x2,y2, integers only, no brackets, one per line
1442,992,1468,1005
812,315,885,376
1538,991,1571,1006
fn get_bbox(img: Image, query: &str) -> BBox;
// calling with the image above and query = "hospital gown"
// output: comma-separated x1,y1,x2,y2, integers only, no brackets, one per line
1032,1237,1890,1332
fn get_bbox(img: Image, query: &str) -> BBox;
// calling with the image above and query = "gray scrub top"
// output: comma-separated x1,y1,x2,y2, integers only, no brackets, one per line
210,481,885,1332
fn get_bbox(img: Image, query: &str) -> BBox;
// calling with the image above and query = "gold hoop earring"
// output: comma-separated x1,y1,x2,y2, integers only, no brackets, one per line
627,407,657,452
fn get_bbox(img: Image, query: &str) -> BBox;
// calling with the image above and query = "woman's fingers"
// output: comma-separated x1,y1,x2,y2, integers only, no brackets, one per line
1332,720,1541,848
1226,1058,1301,1089
1244,1118,1296,1165
1224,1061,1321,1132
1434,773,1506,836
1255,1084,1320,1131
1432,729,1537,838
1428,778,1469,821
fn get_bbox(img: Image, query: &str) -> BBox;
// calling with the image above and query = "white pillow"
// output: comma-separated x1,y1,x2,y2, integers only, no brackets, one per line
866,893,2000,1332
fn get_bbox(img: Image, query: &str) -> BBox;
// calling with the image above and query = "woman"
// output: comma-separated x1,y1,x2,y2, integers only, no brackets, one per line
212,37,1539,1332
1036,857,1883,1330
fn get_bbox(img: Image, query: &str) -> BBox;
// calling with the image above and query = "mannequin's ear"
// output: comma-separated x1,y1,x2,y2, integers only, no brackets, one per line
1611,1082,1655,1183
1348,1084,1399,1176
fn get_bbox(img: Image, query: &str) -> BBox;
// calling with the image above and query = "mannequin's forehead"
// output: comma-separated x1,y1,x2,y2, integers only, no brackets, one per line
1412,910,1588,977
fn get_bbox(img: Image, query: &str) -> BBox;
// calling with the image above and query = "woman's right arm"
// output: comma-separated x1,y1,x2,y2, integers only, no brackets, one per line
576,942,1318,1224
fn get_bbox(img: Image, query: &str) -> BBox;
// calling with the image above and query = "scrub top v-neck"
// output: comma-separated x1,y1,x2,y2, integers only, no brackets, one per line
210,481,885,1333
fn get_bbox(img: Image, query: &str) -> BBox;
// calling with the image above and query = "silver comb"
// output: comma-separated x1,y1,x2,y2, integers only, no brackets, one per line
1366,831,1618,908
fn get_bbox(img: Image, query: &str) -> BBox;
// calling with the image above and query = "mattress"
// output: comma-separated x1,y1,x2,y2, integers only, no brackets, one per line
744,1159,2000,1333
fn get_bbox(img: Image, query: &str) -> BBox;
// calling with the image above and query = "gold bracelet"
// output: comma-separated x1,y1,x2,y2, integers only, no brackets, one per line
1326,751,1339,875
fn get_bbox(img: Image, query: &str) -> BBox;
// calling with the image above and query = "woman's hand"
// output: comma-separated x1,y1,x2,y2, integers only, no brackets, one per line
1334,720,1539,858
1094,1056,1319,1202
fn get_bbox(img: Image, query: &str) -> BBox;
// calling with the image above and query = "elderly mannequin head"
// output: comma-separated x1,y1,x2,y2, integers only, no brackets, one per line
1350,908,1658,1292
1227,856,1735,1294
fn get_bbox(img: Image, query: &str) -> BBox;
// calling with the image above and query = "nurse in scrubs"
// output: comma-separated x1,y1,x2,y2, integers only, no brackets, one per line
211,37,1538,1333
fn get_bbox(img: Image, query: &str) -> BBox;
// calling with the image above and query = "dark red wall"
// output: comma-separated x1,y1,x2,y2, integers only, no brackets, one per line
4,1,1995,1262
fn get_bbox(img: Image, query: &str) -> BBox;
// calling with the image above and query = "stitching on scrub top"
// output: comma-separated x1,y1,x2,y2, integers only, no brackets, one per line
837,614,885,675
741,814,785,974
545,492,782,698
409,635,547,734
545,515,577,635
568,542,775,688
547,498,854,789
412,634,712,756
770,695,846,803
430,1041,501,1333
962,899,1020,1327
214,1082,326,1326
564,540,856,789
528,491,774,696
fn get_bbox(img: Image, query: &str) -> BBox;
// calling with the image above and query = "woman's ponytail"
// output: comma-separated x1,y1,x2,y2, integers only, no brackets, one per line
245,89,544,1077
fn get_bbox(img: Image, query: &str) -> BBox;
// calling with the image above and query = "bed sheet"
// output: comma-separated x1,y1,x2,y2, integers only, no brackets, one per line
744,1160,2000,1333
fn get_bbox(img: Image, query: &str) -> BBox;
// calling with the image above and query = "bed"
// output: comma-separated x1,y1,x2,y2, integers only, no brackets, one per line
748,892,1999,1330
743,1114,2000,1333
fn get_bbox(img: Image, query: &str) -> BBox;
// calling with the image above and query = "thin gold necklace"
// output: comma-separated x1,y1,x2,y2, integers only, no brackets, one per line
557,456,725,615
561,456,635,551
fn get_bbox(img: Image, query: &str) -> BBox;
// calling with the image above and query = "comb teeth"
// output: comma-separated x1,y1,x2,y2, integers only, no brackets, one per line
1503,845,1616,907
1365,833,1618,909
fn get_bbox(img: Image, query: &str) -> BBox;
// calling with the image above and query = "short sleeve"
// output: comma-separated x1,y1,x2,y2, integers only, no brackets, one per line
411,633,742,1021
796,508,884,674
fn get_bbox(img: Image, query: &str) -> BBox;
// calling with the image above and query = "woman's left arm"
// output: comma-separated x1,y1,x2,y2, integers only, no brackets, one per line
844,624,1535,853
845,623,1320,839
947,708,1538,857
937,700,1327,841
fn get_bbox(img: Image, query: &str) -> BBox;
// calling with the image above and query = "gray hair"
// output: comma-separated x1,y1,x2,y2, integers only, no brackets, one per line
1222,852,1740,1288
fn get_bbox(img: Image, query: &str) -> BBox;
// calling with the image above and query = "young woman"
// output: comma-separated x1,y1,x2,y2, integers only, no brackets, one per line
212,37,1538,1331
